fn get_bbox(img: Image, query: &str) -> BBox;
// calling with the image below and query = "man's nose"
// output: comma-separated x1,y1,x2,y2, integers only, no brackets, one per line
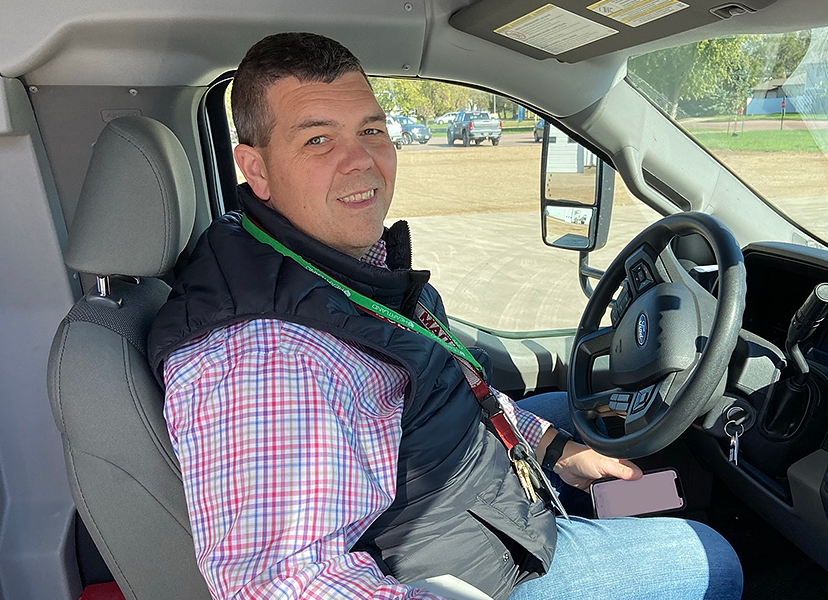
339,137,375,173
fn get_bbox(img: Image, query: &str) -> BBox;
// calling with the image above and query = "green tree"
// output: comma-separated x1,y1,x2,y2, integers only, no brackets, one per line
628,37,753,118
432,82,477,115
630,32,813,120
369,77,505,120
370,77,397,112
393,79,439,119
755,31,811,79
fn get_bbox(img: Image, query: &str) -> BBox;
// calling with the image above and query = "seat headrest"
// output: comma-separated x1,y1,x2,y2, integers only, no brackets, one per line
64,116,196,277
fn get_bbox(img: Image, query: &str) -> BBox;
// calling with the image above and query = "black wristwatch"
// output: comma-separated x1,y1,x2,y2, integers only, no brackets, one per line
541,428,572,472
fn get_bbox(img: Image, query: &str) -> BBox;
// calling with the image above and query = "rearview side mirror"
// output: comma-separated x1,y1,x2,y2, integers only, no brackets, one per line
540,121,614,252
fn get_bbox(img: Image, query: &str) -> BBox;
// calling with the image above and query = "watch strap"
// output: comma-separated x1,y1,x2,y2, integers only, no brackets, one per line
541,428,572,472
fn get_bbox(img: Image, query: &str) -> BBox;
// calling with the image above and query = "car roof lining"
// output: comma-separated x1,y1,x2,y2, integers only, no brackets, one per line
2,0,826,119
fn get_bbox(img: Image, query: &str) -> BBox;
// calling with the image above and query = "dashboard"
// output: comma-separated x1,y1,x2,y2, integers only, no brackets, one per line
699,240,828,571
743,242,828,359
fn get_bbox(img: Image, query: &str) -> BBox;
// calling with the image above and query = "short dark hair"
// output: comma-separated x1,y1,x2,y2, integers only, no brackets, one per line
231,32,368,147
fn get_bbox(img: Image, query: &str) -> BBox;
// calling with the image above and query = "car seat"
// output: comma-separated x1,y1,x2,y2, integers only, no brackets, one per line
46,116,209,599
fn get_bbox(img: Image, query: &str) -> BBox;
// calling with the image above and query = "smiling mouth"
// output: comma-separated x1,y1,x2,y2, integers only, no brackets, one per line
338,188,376,203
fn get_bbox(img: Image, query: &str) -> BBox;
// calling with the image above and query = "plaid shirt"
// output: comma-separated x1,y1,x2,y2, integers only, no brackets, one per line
163,239,551,599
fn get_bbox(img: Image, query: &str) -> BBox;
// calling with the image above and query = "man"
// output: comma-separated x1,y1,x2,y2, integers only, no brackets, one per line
148,33,743,600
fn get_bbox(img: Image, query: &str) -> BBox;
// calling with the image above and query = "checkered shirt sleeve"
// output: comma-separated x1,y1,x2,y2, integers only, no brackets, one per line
498,390,552,448
164,319,445,600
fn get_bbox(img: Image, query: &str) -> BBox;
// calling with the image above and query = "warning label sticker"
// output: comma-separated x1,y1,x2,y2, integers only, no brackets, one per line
587,0,688,27
494,4,618,56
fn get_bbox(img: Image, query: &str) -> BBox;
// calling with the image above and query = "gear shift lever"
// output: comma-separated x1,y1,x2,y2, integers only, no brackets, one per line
786,283,828,386
765,283,828,438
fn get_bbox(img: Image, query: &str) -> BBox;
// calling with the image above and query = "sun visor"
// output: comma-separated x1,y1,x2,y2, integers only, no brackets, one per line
450,0,779,63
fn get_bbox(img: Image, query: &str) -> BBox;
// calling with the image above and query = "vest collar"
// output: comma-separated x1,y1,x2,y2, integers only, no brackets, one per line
237,184,430,316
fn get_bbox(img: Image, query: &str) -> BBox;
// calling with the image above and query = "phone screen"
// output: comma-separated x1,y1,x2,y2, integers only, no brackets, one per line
590,469,684,519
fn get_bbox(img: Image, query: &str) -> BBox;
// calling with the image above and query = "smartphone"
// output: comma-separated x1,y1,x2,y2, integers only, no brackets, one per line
590,468,685,519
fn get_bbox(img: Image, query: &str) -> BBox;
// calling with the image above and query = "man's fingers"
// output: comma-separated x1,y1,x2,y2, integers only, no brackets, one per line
621,459,643,478
604,457,643,481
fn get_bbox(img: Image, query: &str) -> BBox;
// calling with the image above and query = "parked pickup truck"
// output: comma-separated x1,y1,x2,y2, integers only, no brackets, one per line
446,111,502,146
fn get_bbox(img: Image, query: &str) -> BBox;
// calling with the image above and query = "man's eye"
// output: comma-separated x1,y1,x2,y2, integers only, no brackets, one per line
363,128,381,135
306,136,326,146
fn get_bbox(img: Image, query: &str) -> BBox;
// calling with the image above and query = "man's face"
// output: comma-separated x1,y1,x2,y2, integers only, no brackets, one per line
235,72,397,259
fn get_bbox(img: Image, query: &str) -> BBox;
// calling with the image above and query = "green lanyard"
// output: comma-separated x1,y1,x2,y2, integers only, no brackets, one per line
243,214,570,519
241,214,484,372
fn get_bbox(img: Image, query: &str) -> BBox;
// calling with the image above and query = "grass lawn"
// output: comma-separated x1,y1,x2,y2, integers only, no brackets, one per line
691,129,823,152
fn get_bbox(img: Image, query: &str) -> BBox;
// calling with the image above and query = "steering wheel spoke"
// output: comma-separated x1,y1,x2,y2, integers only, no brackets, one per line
610,243,671,325
571,389,615,412
623,244,662,301
572,383,664,415
574,325,614,357
656,242,719,336
569,326,614,409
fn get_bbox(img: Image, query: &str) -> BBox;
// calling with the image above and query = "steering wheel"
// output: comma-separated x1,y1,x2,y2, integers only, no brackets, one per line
568,212,746,458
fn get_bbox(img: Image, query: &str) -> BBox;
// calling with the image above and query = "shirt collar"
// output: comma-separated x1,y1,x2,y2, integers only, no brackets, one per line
361,239,389,269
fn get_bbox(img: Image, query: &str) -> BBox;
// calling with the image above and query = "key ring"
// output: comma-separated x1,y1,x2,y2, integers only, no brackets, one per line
508,443,531,462
724,419,744,438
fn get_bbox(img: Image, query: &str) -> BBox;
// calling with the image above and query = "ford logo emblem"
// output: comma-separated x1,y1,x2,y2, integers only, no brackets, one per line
636,313,648,347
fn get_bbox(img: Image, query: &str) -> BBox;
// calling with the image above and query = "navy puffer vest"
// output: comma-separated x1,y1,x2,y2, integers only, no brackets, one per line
148,186,557,599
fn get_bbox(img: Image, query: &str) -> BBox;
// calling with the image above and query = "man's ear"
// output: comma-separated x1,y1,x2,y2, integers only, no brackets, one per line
234,144,272,201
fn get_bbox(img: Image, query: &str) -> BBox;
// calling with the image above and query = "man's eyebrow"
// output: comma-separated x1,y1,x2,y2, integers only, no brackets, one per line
362,113,387,127
290,119,338,135
290,113,387,136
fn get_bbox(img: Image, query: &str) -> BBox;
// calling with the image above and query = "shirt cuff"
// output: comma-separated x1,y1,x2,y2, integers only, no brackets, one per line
493,389,552,449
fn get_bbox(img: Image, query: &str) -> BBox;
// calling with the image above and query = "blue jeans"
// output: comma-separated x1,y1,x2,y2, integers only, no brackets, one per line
508,392,743,600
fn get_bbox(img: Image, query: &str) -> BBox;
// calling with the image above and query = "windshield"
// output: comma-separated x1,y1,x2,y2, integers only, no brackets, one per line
627,27,828,243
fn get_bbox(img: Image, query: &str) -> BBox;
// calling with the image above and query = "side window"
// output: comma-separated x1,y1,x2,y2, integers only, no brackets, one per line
222,79,658,331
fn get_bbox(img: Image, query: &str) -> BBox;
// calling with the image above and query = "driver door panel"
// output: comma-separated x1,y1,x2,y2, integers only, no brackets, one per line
449,319,572,398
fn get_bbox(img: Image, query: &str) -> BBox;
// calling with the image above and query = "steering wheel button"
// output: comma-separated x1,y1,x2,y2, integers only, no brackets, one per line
632,262,654,291
609,392,633,411
620,283,632,308
630,391,650,414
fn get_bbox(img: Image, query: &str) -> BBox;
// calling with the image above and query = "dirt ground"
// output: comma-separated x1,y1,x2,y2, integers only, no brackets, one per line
388,145,543,219
388,144,828,222
389,145,639,220
714,150,828,206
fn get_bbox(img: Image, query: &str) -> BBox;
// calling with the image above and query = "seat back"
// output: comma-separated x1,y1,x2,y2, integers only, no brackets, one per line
47,117,209,599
